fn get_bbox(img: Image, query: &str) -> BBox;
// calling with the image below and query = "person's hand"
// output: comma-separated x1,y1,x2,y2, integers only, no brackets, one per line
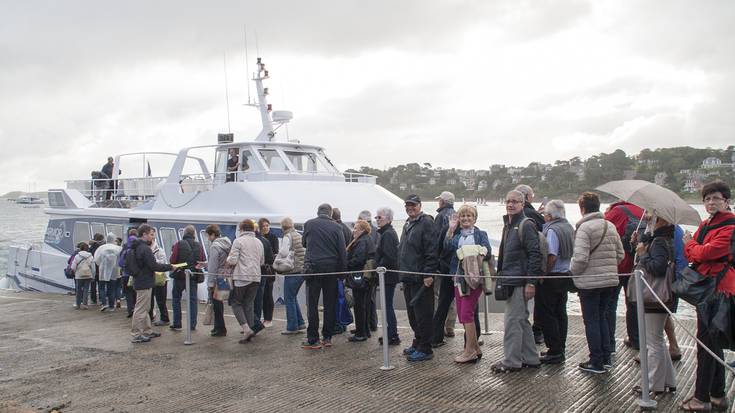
635,242,647,256
631,231,639,245
423,277,434,288
683,231,693,243
448,213,459,232
524,284,536,300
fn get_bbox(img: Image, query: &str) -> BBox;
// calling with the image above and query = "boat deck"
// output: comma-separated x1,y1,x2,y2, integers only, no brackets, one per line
0,290,732,412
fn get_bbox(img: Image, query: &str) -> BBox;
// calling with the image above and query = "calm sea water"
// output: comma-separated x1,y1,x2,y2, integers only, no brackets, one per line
0,199,702,317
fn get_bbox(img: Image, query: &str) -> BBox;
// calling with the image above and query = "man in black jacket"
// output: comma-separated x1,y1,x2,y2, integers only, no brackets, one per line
431,191,457,346
253,222,276,333
169,225,206,331
375,206,400,345
516,183,546,344
302,203,347,349
398,195,438,361
491,190,542,372
130,224,173,343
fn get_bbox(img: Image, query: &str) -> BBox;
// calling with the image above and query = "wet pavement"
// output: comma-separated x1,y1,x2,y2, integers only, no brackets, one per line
0,290,732,412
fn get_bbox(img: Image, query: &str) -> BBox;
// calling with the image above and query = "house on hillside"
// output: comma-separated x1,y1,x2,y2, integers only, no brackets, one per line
654,172,667,186
702,157,723,169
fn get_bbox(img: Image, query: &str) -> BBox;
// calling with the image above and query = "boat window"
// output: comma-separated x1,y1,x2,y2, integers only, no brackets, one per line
159,228,178,260
73,222,91,246
241,149,261,172
91,223,106,238
200,231,211,259
106,224,123,240
258,149,287,171
214,149,229,184
284,151,329,173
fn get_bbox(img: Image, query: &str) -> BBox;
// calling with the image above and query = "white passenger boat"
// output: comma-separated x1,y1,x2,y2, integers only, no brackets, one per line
3,58,406,298
15,195,45,205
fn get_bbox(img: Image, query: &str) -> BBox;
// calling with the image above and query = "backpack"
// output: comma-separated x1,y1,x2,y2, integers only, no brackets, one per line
124,245,142,277
620,205,647,255
171,238,205,283
64,250,79,279
519,217,550,275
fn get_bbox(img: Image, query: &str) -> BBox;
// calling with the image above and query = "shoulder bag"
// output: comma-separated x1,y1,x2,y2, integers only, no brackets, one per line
627,238,675,309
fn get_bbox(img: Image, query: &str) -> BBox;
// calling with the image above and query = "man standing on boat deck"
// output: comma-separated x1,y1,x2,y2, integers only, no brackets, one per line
101,157,115,200
129,224,173,343
398,195,438,362
301,203,347,349
491,190,542,373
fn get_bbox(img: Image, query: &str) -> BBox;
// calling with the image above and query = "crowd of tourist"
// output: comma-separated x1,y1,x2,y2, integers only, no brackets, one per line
66,181,735,411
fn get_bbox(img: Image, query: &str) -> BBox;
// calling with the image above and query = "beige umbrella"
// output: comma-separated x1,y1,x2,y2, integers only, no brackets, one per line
596,180,702,225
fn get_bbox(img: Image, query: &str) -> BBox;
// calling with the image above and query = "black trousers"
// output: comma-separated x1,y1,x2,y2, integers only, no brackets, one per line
695,313,726,403
306,274,338,342
431,276,455,344
404,281,435,354
536,277,569,355
369,285,378,330
352,287,371,337
150,282,169,322
262,277,275,321
213,298,226,332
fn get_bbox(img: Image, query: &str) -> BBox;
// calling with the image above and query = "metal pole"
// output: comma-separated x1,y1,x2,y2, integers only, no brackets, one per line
184,269,193,345
377,267,394,371
482,293,491,335
634,269,656,409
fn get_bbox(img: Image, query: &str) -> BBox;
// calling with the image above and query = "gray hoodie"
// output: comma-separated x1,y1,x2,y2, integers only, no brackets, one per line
207,236,232,287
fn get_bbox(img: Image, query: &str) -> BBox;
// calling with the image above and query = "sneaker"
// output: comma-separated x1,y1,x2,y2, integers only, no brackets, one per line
578,361,606,374
210,330,227,337
403,346,416,356
297,324,307,331
321,338,332,347
153,320,169,326
131,335,151,344
378,337,401,346
407,350,434,362
144,332,161,339
431,341,447,349
80,304,89,310
301,340,322,350
252,323,264,335
169,325,182,331
263,320,273,328
100,306,108,312
540,353,566,364
281,330,302,335
347,335,367,342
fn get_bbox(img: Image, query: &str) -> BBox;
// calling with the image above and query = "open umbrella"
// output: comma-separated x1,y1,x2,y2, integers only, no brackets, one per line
596,180,702,225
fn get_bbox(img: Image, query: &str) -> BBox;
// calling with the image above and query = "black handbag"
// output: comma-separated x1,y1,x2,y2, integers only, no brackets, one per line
493,279,509,301
672,266,727,306
698,292,735,350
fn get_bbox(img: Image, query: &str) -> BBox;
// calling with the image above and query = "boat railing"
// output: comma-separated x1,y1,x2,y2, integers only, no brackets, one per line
344,172,377,184
66,173,220,205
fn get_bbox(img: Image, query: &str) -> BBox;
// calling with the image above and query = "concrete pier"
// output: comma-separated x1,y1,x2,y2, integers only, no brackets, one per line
0,290,732,412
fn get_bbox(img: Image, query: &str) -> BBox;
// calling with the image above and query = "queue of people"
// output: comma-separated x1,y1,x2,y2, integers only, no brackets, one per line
65,181,735,411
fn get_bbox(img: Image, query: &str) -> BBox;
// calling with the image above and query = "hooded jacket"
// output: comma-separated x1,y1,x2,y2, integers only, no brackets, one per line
570,212,624,290
207,236,232,288
94,236,121,282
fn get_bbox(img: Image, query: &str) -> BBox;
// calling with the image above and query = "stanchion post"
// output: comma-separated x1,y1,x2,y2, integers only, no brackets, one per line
634,269,655,409
376,267,394,371
482,293,491,335
184,269,193,345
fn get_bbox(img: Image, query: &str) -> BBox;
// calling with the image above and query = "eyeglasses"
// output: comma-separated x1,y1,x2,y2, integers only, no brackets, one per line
704,196,726,203
504,199,522,205
374,216,383,220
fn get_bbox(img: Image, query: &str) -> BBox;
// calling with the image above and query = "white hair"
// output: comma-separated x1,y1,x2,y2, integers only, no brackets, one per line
376,207,394,222
514,184,534,201
544,199,566,219
358,210,372,221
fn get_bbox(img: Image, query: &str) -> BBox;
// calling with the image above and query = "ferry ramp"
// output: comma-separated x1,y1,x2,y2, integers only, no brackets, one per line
0,290,732,412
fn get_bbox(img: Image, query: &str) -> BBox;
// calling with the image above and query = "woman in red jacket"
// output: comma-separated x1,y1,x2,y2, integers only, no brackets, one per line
681,181,735,412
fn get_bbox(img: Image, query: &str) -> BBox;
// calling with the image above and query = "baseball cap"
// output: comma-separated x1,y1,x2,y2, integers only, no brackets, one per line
404,194,421,205
435,191,455,203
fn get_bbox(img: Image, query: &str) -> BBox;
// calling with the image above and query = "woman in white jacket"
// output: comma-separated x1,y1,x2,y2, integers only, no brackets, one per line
72,242,97,309
571,192,624,374
94,233,121,312
226,219,264,343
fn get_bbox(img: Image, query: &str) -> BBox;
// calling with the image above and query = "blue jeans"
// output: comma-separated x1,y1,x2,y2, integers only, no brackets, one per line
284,275,305,331
172,278,198,328
579,287,614,366
98,280,118,308
384,283,399,340
75,279,91,306
335,279,353,327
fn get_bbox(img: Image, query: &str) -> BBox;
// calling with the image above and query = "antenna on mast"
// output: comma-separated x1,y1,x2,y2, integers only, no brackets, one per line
254,29,260,58
223,52,231,133
243,25,251,104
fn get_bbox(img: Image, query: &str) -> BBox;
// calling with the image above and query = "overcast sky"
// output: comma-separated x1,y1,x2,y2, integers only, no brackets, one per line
1,0,733,194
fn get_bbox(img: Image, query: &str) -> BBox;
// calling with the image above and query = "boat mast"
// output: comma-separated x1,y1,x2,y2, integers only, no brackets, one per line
252,58,275,142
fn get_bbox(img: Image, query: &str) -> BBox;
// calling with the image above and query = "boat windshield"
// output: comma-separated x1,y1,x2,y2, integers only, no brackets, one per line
284,150,330,173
